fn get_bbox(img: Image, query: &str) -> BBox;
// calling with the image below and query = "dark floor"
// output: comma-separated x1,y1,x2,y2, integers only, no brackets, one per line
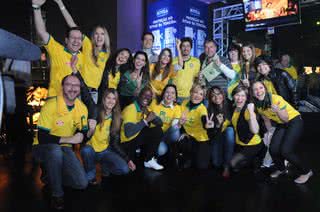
0,113,320,212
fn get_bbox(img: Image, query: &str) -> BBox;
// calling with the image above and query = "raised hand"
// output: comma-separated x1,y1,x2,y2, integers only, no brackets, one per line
247,103,255,113
176,38,181,49
179,111,188,126
32,0,46,6
241,79,250,88
213,55,222,67
145,111,157,122
216,113,224,125
205,114,214,129
271,101,281,113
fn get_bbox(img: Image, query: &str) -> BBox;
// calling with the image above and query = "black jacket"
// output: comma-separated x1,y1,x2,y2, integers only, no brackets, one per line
257,68,297,106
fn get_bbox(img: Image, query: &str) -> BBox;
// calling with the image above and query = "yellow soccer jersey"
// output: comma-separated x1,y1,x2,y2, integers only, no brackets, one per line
33,95,88,147
44,35,84,97
120,101,145,143
108,71,121,89
231,63,241,74
181,100,208,142
283,66,298,80
87,115,112,152
263,79,278,95
80,36,110,89
149,100,181,132
149,64,176,96
257,94,300,124
231,109,261,146
172,57,200,98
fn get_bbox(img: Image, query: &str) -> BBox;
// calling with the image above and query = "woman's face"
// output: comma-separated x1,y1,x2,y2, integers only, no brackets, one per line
160,50,171,66
139,90,153,107
252,82,266,101
242,46,253,61
163,86,176,105
228,49,239,63
116,50,130,65
104,92,117,111
257,61,271,76
93,27,105,48
134,54,147,70
211,89,224,105
233,90,247,108
191,88,204,104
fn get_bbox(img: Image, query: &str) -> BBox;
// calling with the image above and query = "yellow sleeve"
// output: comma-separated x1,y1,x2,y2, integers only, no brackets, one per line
44,35,63,57
193,59,201,77
122,105,137,124
82,36,92,53
37,100,55,132
272,95,287,111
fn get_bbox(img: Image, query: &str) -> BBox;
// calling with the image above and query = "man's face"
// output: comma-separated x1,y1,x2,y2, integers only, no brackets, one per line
65,30,83,53
62,76,80,102
204,41,217,58
181,41,191,57
281,55,290,67
142,34,154,49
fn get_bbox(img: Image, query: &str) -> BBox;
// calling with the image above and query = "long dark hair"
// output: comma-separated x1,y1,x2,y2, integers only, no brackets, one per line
251,81,272,110
151,48,173,81
207,86,228,116
158,84,178,104
132,51,150,82
97,88,121,135
104,48,132,77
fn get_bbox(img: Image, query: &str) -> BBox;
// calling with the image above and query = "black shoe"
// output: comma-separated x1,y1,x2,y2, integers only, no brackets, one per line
51,196,64,210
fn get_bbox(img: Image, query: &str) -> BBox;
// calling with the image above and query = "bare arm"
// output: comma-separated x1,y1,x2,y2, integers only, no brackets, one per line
247,103,259,134
54,0,78,27
176,39,183,67
32,0,49,43
262,115,272,131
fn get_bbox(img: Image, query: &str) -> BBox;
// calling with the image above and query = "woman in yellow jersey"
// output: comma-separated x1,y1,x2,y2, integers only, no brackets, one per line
80,89,136,185
118,51,150,109
240,42,258,87
229,85,265,172
207,86,235,178
179,84,214,169
251,81,312,184
149,48,176,97
98,48,132,103
149,84,182,157
120,87,164,170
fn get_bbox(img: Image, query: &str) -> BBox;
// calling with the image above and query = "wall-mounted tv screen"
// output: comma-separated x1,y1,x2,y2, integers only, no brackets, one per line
243,0,301,31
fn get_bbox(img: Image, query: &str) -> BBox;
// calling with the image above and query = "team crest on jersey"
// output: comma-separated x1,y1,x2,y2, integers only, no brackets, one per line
189,63,194,68
56,120,64,126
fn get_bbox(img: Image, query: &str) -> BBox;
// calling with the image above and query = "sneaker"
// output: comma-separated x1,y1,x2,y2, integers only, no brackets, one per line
144,157,164,170
294,170,313,184
51,196,64,210
270,170,285,178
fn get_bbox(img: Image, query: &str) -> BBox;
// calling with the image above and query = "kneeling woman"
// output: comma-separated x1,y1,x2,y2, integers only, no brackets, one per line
81,89,136,184
180,83,214,169
120,87,164,170
149,84,182,156
251,81,312,184
230,85,265,171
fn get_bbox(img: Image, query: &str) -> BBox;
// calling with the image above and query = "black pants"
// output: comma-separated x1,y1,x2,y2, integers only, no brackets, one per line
121,126,163,162
233,142,266,170
180,137,211,169
270,115,309,174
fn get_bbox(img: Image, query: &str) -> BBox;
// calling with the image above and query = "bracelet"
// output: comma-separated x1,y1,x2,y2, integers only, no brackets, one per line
60,6,66,10
32,4,40,10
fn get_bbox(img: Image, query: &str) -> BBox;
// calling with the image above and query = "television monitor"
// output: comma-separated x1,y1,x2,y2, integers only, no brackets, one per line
243,0,301,31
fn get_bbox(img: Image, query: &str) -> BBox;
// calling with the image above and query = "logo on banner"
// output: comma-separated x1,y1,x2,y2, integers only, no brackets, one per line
190,8,200,17
156,8,169,17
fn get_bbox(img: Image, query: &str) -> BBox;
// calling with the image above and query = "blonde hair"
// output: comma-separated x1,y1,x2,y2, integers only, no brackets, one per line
190,83,206,98
91,25,111,67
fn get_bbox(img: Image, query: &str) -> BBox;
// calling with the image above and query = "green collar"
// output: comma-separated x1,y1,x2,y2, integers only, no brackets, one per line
133,101,142,112
64,47,80,55
186,101,202,111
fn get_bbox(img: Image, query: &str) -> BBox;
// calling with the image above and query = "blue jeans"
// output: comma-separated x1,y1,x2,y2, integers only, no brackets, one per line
157,126,181,156
80,145,129,181
32,144,88,197
211,126,235,168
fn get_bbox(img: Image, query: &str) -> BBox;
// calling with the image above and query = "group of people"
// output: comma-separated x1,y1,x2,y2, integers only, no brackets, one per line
31,0,312,210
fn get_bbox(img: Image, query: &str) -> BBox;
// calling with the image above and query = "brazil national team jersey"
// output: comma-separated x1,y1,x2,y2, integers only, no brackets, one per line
231,109,261,146
108,71,121,89
33,95,88,147
87,115,112,152
149,64,176,96
44,36,84,97
256,94,300,124
180,100,208,142
80,36,109,89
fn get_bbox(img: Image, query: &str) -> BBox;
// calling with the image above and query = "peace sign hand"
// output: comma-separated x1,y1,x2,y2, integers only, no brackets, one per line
178,111,188,126
205,114,215,129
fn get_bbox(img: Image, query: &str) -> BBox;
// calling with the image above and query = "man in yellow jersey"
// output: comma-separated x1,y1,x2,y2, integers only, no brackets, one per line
32,75,90,210
276,54,298,80
172,37,201,104
32,0,84,97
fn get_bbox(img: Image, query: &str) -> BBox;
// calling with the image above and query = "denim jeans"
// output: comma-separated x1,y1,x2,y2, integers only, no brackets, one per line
211,126,235,168
80,145,130,181
32,144,88,197
157,125,181,156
